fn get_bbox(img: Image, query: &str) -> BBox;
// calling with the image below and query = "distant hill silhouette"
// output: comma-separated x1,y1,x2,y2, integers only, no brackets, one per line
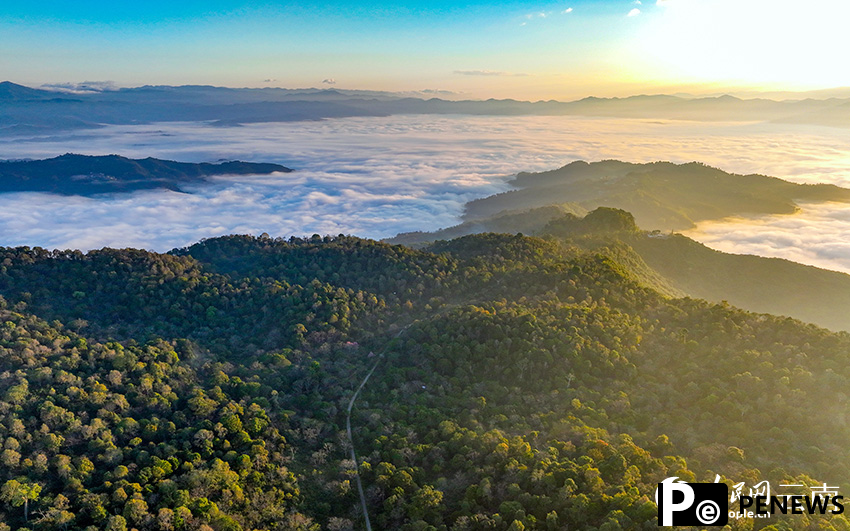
0,81,58,101
5,81,850,134
0,153,292,195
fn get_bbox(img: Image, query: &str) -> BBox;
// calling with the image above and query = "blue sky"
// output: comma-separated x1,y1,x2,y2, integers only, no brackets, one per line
2,0,848,99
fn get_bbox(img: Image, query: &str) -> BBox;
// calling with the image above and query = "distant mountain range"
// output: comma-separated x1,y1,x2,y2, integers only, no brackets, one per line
0,153,291,195
4,80,850,135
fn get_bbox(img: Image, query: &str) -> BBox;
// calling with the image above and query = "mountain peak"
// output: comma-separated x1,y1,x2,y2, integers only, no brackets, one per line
0,81,53,101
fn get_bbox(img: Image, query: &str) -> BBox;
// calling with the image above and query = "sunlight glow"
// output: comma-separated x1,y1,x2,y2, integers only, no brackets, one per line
640,0,850,89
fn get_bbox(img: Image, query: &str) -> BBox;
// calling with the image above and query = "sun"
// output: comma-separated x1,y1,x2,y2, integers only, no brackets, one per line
639,0,850,91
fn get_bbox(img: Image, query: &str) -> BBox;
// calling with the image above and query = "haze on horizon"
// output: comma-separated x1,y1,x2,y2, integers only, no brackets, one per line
3,0,850,101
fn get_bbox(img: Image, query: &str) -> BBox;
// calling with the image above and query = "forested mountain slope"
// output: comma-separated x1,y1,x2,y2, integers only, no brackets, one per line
463,160,850,231
540,207,850,332
388,161,850,332
0,234,848,529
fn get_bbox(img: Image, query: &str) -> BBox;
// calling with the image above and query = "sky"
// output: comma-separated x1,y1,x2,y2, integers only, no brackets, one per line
3,0,850,100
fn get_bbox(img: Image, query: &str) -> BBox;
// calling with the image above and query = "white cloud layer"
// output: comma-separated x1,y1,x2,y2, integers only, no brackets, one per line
684,203,850,274
3,116,850,275
41,81,118,94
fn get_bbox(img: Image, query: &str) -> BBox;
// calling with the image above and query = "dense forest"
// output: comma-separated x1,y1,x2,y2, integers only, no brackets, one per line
0,226,848,530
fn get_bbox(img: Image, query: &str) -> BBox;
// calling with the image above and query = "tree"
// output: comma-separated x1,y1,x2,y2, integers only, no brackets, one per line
1,479,41,522
104,515,128,531
123,498,150,526
36,494,74,530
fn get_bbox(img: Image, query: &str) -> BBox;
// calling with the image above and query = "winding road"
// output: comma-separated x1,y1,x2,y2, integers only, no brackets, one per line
346,354,382,531
345,322,417,530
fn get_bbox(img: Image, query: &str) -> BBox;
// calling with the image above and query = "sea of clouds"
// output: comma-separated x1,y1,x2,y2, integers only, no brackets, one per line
3,115,850,273
683,202,850,274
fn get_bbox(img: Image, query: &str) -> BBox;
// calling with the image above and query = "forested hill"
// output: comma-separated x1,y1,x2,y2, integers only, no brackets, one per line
388,159,850,240
464,160,850,231
0,233,849,529
537,207,850,332
387,160,850,332
0,154,292,195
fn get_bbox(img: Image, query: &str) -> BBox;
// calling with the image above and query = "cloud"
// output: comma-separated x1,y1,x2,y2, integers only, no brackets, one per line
322,79,337,85
628,8,641,16
41,81,118,94
398,89,466,100
656,0,673,5
684,203,850,274
419,89,458,95
562,7,574,13
522,10,552,22
3,115,850,271
453,70,530,77
633,0,642,4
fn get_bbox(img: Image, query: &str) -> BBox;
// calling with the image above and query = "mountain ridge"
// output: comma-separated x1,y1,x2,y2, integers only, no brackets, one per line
6,80,850,134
